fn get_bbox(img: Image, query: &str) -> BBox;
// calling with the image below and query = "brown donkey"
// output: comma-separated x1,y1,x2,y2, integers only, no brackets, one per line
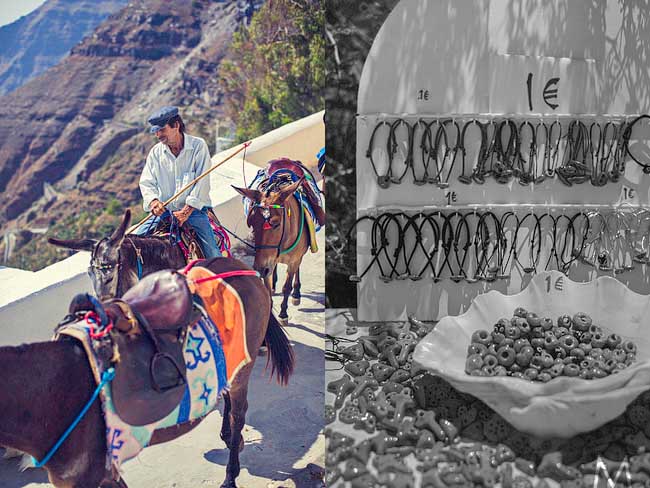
0,258,293,487
43,211,294,487
232,176,313,325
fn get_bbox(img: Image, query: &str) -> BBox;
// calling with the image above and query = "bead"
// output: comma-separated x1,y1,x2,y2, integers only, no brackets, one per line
580,342,593,354
572,312,592,331
483,354,498,368
472,329,492,345
540,317,554,330
494,365,508,376
468,343,488,356
563,363,580,376
466,354,484,373
531,337,545,349
544,332,559,350
557,314,572,328
491,332,506,344
570,347,585,360
339,402,361,424
592,333,606,348
497,346,516,367
559,335,579,352
342,458,369,481
327,375,356,408
607,333,622,348
548,363,564,377
371,363,396,383
613,348,627,363
526,312,541,327
516,346,534,367
623,340,637,354
514,338,530,352
341,343,365,361
523,368,538,381
324,405,336,424
345,359,370,376
513,307,528,318
505,325,522,340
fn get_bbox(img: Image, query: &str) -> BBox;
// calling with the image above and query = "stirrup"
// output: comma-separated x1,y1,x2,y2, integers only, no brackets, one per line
150,352,186,392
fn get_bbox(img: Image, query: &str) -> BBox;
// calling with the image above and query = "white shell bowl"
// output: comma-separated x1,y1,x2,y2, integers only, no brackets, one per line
413,271,650,438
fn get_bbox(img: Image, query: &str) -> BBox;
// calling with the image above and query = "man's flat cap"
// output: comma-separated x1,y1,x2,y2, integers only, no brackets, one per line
147,106,179,133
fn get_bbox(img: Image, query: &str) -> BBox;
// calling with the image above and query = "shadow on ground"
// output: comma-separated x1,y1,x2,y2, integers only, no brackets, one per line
204,340,324,484
0,452,49,488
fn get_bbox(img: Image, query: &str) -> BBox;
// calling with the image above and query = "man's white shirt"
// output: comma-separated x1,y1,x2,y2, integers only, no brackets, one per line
139,134,212,212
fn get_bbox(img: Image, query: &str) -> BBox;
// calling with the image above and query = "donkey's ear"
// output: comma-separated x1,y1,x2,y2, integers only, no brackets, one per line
109,209,131,245
48,237,97,252
232,186,262,202
278,177,304,202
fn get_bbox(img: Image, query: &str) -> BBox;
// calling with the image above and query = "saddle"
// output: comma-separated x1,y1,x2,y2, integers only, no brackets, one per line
68,271,202,426
266,157,326,226
149,209,230,261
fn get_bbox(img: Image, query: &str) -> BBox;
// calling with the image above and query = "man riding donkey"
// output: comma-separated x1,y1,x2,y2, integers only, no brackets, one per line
134,105,225,258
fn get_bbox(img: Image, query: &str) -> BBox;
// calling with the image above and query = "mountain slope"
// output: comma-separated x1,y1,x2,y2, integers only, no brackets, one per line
0,0,256,270
0,0,128,96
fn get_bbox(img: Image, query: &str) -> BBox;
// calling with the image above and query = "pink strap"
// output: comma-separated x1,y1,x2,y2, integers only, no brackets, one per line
193,270,260,284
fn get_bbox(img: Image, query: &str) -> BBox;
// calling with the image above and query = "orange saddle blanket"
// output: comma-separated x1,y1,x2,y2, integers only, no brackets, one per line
185,266,251,383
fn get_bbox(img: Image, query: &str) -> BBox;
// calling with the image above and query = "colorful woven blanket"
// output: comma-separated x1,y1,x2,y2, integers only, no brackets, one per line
57,312,228,470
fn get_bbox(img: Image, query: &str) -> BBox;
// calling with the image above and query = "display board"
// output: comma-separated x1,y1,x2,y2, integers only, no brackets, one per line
354,0,650,321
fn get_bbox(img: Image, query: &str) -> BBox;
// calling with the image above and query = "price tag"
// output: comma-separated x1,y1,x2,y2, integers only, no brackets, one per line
619,185,639,205
444,191,457,205
545,275,564,293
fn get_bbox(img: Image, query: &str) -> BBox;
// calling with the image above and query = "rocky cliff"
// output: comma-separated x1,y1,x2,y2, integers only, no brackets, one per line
0,0,258,269
0,0,128,96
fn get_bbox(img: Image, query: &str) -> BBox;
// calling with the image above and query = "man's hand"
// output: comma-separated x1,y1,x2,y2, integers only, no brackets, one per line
173,205,195,226
150,199,166,217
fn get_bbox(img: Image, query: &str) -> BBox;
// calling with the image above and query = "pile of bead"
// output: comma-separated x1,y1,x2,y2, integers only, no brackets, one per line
465,309,637,382
325,313,650,487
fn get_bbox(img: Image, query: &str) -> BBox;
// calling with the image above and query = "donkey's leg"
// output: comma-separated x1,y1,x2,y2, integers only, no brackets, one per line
271,267,278,295
220,391,232,447
100,477,129,488
221,370,252,488
278,265,295,324
291,268,301,306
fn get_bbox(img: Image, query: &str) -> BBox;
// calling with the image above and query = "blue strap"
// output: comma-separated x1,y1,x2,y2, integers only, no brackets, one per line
136,255,143,279
32,367,115,468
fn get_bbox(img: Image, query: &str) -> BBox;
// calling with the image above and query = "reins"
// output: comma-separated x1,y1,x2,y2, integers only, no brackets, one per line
32,367,115,468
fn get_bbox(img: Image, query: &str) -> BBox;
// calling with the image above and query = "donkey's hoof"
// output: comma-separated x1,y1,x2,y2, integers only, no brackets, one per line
292,297,301,306
220,480,237,488
258,345,268,356
3,448,23,460
279,317,289,326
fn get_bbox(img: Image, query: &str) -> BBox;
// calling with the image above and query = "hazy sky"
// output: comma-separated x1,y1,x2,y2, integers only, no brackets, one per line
0,0,47,28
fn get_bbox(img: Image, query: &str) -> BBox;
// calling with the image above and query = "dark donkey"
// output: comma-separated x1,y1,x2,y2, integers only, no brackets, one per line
232,165,315,325
41,211,294,487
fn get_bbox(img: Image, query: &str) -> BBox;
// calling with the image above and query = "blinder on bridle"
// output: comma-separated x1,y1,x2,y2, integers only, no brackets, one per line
88,237,122,298
248,202,288,255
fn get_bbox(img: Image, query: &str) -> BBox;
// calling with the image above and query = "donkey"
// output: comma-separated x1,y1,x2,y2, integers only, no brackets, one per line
43,212,294,487
232,175,313,326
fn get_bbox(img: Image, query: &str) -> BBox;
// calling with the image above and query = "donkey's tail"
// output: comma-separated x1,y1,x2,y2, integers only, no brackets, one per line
264,311,295,385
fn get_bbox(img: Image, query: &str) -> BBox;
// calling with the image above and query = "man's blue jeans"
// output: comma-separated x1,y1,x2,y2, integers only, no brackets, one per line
134,208,222,259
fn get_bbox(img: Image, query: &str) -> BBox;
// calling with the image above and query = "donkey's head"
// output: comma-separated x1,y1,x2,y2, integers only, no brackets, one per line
48,210,133,299
232,178,303,279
